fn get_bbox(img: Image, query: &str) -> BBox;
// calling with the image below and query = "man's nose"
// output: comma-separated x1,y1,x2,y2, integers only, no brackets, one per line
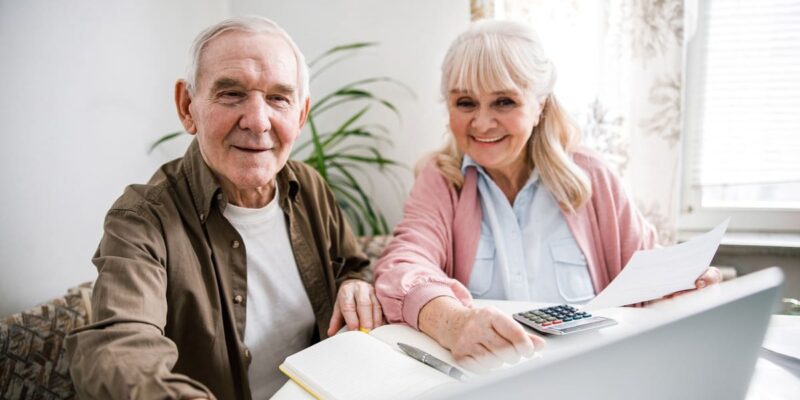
239,95,272,134
471,107,496,134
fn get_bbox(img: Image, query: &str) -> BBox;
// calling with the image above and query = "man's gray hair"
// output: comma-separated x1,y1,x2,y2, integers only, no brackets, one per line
185,15,309,101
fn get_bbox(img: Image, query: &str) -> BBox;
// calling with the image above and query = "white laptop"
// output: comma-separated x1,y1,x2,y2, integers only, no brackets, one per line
421,267,784,400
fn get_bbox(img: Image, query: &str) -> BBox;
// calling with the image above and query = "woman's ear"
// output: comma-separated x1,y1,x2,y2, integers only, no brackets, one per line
175,80,197,134
533,96,549,127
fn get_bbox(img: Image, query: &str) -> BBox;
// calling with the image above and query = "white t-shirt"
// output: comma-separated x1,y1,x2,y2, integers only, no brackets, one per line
223,186,316,399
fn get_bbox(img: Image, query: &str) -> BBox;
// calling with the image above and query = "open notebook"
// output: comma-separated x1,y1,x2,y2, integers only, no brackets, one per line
278,324,466,400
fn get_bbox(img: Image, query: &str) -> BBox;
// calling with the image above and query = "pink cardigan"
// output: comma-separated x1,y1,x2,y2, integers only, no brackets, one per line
373,148,658,329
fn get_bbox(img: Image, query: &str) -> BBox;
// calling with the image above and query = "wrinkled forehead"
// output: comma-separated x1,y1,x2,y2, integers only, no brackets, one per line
196,31,297,87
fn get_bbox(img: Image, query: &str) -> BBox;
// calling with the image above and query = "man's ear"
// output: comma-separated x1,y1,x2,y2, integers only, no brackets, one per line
297,97,311,130
175,80,198,134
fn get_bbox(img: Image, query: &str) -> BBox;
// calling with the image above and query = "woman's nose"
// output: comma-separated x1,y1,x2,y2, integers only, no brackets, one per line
471,107,497,133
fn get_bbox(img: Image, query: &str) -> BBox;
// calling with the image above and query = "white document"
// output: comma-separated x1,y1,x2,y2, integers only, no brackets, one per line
582,219,729,311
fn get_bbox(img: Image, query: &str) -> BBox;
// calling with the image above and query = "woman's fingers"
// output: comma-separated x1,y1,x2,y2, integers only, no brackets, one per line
695,267,722,289
490,312,537,358
451,307,543,371
459,343,504,372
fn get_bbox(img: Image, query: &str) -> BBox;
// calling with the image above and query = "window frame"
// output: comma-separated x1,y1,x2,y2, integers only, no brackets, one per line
679,0,800,234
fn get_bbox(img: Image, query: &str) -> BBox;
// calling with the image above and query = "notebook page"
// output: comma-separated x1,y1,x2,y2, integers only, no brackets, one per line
281,331,456,400
369,324,462,369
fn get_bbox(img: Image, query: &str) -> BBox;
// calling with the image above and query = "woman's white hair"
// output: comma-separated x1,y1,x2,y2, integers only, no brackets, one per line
433,19,591,211
441,19,556,103
185,15,309,101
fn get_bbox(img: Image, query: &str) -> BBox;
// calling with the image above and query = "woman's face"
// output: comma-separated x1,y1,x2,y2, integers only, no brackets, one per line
447,88,542,178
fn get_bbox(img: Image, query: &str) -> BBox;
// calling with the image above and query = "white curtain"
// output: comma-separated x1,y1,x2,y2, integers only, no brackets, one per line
472,0,684,245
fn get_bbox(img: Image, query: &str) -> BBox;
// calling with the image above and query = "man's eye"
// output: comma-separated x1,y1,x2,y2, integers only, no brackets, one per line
218,91,245,103
269,95,291,104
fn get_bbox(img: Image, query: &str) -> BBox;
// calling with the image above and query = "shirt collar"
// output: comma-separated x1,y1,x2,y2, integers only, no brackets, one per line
460,154,540,188
181,139,300,222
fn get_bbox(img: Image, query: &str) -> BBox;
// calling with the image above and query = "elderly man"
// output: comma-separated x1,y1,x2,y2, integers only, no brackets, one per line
66,16,382,400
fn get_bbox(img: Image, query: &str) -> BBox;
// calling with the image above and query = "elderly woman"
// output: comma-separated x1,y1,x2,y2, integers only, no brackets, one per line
373,20,720,370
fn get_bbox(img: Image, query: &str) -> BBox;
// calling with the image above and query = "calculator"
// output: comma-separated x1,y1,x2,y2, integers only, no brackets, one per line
513,304,617,335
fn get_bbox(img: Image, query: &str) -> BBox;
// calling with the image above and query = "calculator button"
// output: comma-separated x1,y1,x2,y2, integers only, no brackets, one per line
552,320,562,325
542,322,553,326
563,317,573,321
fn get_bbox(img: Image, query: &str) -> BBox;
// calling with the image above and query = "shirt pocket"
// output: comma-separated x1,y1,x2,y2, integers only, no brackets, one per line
467,238,496,297
550,238,595,303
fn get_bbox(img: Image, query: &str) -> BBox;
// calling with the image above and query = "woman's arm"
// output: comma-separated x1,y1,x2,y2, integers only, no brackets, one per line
373,161,473,327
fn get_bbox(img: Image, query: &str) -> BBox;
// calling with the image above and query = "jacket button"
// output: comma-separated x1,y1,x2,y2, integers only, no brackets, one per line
244,348,251,361
234,294,243,304
231,240,240,249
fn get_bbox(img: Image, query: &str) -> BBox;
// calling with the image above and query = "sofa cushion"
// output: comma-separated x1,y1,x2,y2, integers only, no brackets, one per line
0,282,92,400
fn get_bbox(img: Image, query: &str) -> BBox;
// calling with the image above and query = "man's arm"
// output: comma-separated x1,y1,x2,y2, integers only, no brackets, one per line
66,208,213,400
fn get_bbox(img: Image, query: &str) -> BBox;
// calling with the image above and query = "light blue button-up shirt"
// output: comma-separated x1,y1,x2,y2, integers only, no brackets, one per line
462,155,595,304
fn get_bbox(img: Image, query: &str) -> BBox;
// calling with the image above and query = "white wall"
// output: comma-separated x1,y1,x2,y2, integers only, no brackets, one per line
0,0,228,315
0,0,469,315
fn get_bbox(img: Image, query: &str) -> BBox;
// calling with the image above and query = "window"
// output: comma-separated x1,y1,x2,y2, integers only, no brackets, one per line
681,0,800,233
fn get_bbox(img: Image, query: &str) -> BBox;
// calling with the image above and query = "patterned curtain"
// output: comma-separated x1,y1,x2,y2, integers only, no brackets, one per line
471,0,683,245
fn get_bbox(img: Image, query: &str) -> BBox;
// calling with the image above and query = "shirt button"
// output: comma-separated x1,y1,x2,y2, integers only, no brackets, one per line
234,294,243,304
216,193,223,201
231,240,240,249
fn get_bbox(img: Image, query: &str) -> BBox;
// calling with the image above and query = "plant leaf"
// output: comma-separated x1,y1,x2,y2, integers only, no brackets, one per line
308,42,378,68
148,131,186,154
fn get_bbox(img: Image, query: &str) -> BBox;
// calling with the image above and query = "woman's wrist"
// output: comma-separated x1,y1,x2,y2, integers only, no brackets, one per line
418,296,471,349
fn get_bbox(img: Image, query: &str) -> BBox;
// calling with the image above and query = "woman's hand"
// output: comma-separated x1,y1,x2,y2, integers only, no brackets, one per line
327,279,384,336
664,266,723,299
419,297,545,372
694,266,722,289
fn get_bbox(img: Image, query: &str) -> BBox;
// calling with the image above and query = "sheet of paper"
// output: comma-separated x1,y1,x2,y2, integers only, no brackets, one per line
761,315,800,361
582,219,729,311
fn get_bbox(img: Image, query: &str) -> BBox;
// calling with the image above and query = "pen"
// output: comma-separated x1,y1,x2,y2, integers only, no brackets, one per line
397,342,466,381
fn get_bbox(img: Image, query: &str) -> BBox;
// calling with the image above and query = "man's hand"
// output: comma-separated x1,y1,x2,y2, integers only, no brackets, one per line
327,279,384,336
419,297,545,372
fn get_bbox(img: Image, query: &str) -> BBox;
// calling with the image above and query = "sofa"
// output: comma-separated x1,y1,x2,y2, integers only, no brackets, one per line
0,236,392,400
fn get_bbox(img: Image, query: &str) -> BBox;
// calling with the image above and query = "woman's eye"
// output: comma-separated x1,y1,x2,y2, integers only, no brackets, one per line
455,98,476,109
494,97,517,108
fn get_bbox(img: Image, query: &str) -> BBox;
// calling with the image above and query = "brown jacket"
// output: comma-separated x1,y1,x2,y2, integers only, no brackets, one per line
66,140,369,400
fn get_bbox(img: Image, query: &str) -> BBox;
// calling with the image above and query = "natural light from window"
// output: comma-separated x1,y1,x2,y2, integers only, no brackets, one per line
688,0,800,210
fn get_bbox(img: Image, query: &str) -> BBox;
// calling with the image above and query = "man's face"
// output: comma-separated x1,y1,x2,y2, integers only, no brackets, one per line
180,30,308,193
